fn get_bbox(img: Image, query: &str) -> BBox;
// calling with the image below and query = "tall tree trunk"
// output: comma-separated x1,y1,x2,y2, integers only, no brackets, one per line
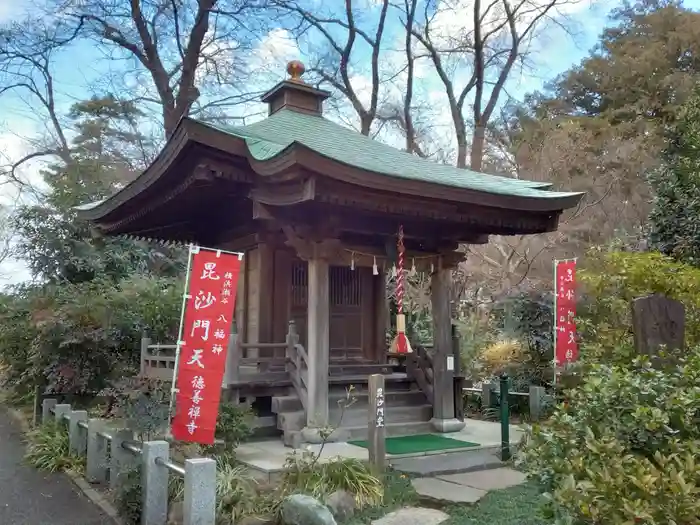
470,125,486,171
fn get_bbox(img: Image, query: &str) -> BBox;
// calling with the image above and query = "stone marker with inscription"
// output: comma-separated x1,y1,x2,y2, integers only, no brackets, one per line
631,294,685,356
368,374,386,474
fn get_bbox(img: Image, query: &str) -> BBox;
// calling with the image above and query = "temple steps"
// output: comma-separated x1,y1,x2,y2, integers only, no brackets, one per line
271,389,426,413
281,421,435,448
271,370,433,448
328,362,395,376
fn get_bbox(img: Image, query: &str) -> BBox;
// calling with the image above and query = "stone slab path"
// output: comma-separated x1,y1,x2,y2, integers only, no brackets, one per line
390,448,504,476
372,507,450,525
0,406,114,525
411,467,528,504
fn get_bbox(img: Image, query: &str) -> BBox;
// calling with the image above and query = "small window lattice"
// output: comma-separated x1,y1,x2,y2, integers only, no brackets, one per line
291,262,360,307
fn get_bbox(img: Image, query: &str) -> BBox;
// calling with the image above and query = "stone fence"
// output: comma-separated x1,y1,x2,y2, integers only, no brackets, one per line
41,398,216,525
463,383,550,421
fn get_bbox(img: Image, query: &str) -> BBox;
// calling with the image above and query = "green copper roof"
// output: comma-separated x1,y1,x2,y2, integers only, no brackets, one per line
199,109,580,200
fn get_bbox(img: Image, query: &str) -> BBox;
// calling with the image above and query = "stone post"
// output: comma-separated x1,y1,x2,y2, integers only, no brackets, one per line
53,403,71,425
42,398,57,424
68,410,89,455
86,419,108,483
183,458,217,525
140,333,152,376
110,429,135,490
482,382,495,409
142,441,170,525
528,386,546,422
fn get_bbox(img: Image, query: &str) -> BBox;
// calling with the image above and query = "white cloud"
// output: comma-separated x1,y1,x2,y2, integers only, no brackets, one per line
0,3,23,22
252,28,300,69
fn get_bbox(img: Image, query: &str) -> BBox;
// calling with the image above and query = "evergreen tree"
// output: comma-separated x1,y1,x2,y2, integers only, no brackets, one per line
14,95,183,282
649,86,700,265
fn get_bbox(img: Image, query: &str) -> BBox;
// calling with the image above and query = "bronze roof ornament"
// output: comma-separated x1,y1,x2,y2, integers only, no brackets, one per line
287,60,306,83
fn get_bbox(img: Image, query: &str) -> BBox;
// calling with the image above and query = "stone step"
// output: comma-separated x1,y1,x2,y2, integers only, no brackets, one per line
329,363,395,376
389,448,506,476
326,372,412,386
271,389,427,414
282,420,435,448
277,403,433,432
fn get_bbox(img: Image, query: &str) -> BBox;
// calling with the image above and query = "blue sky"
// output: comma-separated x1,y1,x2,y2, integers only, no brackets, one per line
0,0,698,284
0,1,625,132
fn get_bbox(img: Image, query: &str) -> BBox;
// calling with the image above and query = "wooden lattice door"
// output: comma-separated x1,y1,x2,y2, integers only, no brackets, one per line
290,261,367,361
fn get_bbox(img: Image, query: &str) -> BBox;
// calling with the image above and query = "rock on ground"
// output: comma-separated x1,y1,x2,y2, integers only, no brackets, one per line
324,490,357,522
372,507,449,525
280,494,337,525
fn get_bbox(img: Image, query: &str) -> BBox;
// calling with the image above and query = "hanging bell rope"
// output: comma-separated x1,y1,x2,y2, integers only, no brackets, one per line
390,225,413,355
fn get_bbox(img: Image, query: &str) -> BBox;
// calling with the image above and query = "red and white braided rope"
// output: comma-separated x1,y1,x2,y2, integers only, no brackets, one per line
397,225,405,315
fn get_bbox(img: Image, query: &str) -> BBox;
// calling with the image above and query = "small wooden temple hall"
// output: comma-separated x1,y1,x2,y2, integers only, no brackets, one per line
77,61,583,446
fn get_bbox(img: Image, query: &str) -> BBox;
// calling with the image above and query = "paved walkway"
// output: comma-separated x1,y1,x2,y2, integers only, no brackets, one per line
0,406,113,525
410,467,527,504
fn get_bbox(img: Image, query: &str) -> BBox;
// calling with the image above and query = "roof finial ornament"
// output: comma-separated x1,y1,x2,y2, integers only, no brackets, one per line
287,60,306,83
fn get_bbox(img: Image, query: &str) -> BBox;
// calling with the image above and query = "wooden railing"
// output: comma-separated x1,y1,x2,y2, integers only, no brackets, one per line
406,344,434,405
229,335,288,385
140,339,178,381
285,321,309,411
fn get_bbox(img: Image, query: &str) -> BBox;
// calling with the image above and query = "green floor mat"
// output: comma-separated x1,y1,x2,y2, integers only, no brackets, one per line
348,433,479,455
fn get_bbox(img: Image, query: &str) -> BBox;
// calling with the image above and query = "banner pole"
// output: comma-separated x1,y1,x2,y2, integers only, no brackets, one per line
197,245,244,258
168,244,196,423
552,259,558,388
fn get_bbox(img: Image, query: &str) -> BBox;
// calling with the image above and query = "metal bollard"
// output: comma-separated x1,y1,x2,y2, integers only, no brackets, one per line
183,458,216,525
499,373,510,461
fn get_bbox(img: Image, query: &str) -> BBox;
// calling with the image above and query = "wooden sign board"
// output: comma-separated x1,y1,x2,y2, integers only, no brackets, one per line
367,374,386,474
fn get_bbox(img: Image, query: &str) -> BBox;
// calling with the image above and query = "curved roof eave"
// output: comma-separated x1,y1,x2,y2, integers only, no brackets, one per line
243,139,584,213
75,116,584,221
75,117,199,221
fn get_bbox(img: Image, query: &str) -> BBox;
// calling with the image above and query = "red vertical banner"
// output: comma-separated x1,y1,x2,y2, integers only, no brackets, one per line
171,247,242,444
554,259,577,366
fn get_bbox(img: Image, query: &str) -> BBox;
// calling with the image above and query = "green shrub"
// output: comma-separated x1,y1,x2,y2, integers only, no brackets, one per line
579,250,700,364
0,275,181,403
113,464,142,525
117,377,171,441
519,348,700,524
215,402,255,448
455,308,499,381
282,452,384,508
215,459,264,524
200,402,255,458
491,289,554,388
25,421,86,473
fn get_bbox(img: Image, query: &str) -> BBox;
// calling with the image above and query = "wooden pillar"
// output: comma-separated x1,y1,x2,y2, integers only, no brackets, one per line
306,256,330,429
430,264,465,432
